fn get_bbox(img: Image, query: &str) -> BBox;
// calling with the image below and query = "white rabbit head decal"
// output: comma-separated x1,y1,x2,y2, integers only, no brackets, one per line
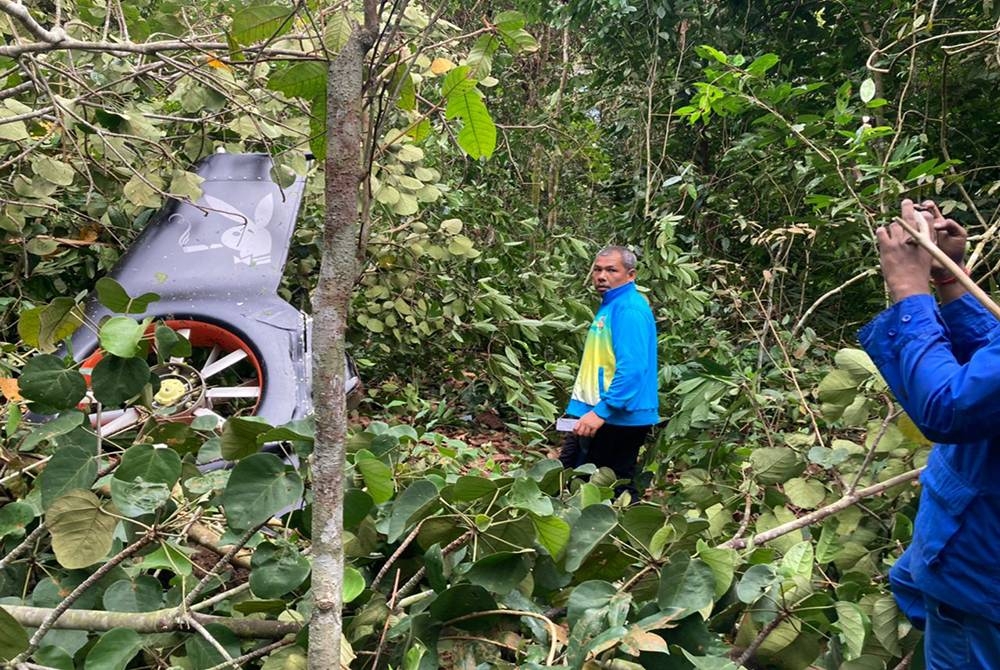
178,193,275,266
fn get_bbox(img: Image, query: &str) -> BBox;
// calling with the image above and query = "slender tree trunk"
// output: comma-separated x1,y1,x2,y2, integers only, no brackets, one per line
309,27,367,670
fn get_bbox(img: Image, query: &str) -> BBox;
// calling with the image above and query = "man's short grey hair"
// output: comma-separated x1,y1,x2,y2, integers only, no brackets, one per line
596,245,637,271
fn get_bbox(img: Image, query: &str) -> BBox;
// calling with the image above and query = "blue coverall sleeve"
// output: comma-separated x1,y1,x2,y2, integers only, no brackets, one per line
859,294,1000,444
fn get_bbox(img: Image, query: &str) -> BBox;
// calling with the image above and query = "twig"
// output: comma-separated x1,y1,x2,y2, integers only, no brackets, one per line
183,522,264,608
14,529,157,662
733,609,790,667
791,269,878,336
891,650,915,670
189,583,252,613
725,492,755,548
186,615,238,668
394,530,473,601
202,639,297,670
848,401,902,494
371,519,424,589
0,523,46,570
718,467,923,550
893,216,1000,320
443,609,559,666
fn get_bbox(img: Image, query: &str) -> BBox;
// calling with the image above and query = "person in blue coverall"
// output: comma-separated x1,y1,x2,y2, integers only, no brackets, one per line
559,246,659,500
859,199,1000,668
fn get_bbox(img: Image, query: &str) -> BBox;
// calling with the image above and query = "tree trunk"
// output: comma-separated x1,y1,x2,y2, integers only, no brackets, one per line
309,27,367,670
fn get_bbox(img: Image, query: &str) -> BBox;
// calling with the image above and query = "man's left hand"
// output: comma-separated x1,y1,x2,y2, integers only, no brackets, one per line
574,411,605,437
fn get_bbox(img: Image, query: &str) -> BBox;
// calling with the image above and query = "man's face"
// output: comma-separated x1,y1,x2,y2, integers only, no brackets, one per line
591,252,635,294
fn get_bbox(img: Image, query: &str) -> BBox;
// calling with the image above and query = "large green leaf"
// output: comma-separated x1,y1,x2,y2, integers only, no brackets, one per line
696,540,738,599
657,552,716,614
46,490,118,569
267,62,326,100
18,298,84,353
354,450,394,504
250,541,311,598
0,606,29,662
621,505,667,551
564,504,618,572
102,576,163,612
749,447,805,484
185,623,241,669
428,584,497,624
230,5,294,46
116,443,182,486
221,416,272,461
530,513,570,559
18,354,87,411
835,601,868,661
507,477,552,516
343,566,365,604
0,502,34,540
94,277,159,314
736,564,779,604
90,354,150,406
220,453,303,529
450,475,497,502
37,433,97,510
20,410,85,450
870,595,902,656
98,316,149,358
567,579,617,626
387,479,441,543
110,478,171,517
445,89,496,159
153,324,191,364
465,551,532,595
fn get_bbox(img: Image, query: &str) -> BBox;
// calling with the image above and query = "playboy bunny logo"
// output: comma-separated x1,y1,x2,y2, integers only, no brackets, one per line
178,193,275,265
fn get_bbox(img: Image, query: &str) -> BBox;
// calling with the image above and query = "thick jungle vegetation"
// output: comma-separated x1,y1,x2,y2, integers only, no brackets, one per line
1,0,999,668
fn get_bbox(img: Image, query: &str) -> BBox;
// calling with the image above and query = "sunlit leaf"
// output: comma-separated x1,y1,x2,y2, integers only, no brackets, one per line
46,490,117,569
230,5,294,46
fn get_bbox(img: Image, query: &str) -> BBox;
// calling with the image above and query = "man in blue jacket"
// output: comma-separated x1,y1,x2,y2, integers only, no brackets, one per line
559,246,659,500
860,199,1000,667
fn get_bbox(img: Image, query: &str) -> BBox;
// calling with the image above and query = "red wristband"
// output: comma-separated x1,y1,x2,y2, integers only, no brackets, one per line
932,266,969,286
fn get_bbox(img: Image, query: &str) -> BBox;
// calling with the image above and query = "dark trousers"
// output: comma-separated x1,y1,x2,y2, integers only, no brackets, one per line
559,422,651,497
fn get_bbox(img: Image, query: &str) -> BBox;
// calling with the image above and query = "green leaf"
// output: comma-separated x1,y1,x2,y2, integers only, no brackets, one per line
90,354,150,406
531,513,570,559
95,277,159,314
230,5,294,46
250,541,311,598
355,451,394,504
138,542,194,576
657,552,716,614
221,416,272,461
749,447,804,484
122,175,160,209
267,62,327,100
779,540,814,582
508,477,553,516
169,170,204,201
428,584,497,623
746,53,780,77
564,504,617,572
46,489,118,569
185,623,241,669
680,649,740,670
116,443,182,486
834,348,879,382
835,601,868,660
19,298,84,352
567,579,617,626
322,9,353,54
451,475,497,502
783,477,826,509
696,540,737,599
102,576,163,612
818,369,858,411
871,595,902,656
221,453,304,529
98,316,149,358
0,502,34,540
736,563,778,604
109,478,171,517
154,324,191,364
0,606,29,661
31,156,76,186
344,488,374,530
37,433,97,510
20,411,85,453
343,566,365,603
465,551,532,595
446,89,496,159
387,479,440,542
18,354,87,411
621,505,667,550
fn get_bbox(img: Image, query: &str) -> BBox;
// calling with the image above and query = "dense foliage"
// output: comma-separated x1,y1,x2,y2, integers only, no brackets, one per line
3,0,1000,668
